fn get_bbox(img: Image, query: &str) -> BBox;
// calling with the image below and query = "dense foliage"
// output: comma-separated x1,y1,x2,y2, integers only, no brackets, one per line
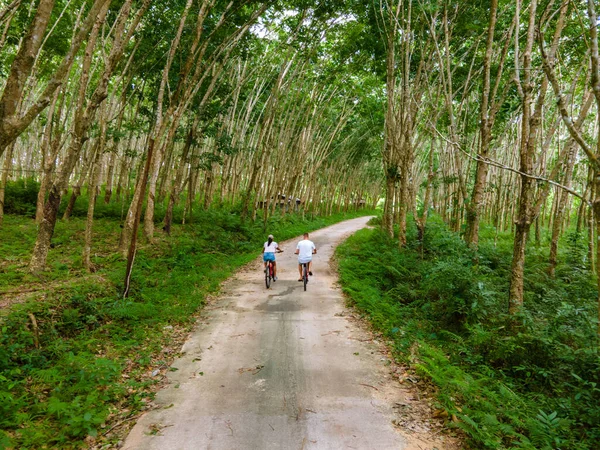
2,0,600,447
336,217,600,449
2,178,40,217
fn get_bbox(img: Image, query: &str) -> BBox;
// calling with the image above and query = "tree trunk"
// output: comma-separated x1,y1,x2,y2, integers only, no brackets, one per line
508,0,539,315
36,90,62,223
142,141,164,241
203,165,214,210
577,167,593,233
115,151,131,202
63,141,99,220
186,153,199,224
119,157,145,254
588,203,595,273
0,142,15,225
123,138,154,297
383,175,395,238
416,146,435,245
29,185,62,272
164,120,196,234
465,0,508,247
509,204,530,315
398,155,410,247
548,144,577,276
83,139,104,271
62,184,81,220
104,150,117,204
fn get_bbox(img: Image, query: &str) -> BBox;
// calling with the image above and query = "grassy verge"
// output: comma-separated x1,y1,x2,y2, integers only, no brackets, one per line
336,216,599,449
0,207,375,449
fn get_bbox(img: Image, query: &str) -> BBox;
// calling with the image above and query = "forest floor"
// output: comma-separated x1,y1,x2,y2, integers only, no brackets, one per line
120,217,460,450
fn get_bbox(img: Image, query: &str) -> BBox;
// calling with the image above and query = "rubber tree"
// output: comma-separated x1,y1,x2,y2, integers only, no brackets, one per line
508,0,543,314
0,0,111,160
29,0,149,272
541,0,600,337
379,0,434,245
464,0,515,248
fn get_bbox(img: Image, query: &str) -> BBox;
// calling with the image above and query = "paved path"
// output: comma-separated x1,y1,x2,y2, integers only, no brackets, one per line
122,217,445,450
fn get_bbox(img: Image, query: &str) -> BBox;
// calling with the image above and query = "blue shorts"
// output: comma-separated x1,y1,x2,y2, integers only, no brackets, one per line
263,253,276,262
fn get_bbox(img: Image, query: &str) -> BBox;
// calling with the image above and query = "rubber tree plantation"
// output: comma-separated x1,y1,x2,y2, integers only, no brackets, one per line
0,0,599,448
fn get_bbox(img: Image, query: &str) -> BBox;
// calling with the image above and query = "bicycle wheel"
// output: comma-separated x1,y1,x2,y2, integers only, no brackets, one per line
265,262,271,289
303,263,307,291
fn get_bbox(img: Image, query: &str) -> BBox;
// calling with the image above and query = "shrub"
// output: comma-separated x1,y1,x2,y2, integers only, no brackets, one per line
3,178,39,216
336,218,600,449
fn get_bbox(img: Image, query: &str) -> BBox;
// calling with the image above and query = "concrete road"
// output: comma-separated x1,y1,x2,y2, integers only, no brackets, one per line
122,217,437,450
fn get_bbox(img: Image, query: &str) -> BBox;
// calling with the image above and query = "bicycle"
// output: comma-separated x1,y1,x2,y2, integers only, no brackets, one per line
301,262,308,291
264,250,282,289
295,234,316,292
265,259,275,289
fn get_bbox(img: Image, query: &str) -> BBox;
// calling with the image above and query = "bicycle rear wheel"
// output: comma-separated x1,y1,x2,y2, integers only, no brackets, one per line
265,262,271,289
303,263,307,291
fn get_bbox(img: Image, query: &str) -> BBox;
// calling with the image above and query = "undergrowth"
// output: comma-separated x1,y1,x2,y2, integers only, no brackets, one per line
0,204,375,449
336,216,600,449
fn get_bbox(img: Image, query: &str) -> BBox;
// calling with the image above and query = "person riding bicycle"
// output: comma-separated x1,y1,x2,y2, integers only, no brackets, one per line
262,234,282,281
295,232,316,282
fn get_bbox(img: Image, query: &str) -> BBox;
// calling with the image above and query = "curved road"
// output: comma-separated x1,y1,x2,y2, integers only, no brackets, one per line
123,217,447,450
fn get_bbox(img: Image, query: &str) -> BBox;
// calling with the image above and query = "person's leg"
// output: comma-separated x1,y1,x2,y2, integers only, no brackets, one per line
273,261,277,278
298,263,303,280
308,261,313,275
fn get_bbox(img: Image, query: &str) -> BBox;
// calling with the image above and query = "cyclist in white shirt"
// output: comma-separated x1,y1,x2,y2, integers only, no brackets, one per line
295,232,316,281
262,234,282,281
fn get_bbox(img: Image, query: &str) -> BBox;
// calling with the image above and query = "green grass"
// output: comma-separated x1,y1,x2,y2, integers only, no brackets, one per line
0,206,375,449
336,217,600,449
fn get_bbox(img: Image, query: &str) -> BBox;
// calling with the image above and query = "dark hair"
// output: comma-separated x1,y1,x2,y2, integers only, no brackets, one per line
268,237,273,245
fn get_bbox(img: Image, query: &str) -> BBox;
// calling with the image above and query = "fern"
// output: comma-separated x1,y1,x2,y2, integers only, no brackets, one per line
336,220,600,449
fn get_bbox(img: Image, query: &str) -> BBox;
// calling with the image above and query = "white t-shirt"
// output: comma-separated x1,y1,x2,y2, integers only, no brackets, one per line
296,239,316,263
264,241,278,253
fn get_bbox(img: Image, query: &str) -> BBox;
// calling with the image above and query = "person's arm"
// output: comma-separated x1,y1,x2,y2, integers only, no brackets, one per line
294,243,299,255
312,242,317,254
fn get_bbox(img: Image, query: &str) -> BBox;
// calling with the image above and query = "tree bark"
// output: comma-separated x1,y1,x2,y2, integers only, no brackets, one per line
0,142,15,225
465,0,499,247
36,90,63,223
509,0,539,315
63,143,98,220
123,138,154,297
416,144,435,246
382,3,399,238
164,118,197,234
83,132,104,271
104,144,117,204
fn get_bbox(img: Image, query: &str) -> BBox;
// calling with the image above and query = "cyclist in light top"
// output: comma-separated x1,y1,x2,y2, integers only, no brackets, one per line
262,234,282,281
295,232,316,281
